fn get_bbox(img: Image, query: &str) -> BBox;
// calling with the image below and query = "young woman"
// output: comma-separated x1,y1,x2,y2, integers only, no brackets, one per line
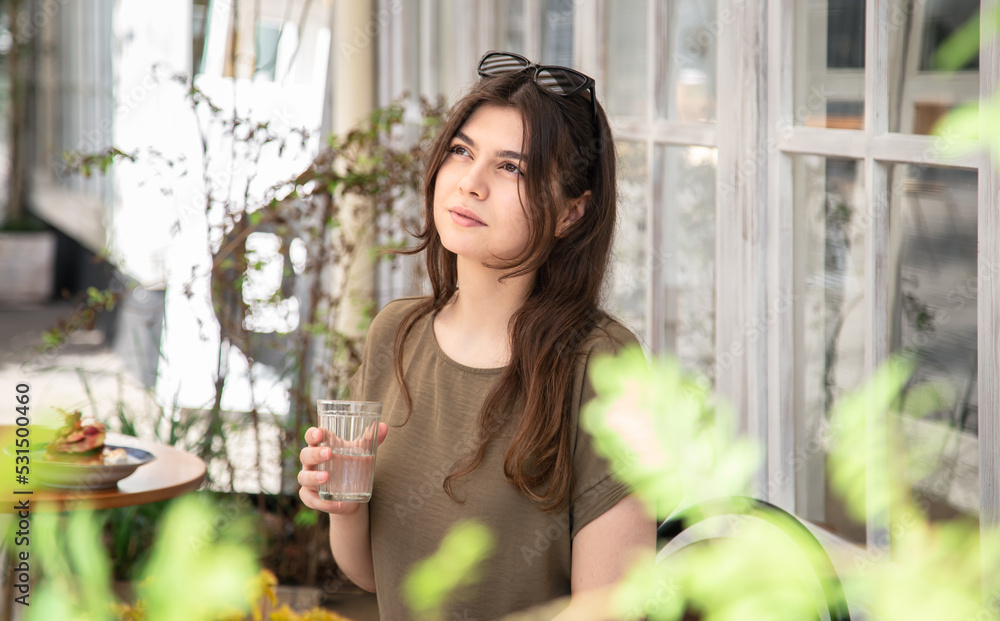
298,51,653,620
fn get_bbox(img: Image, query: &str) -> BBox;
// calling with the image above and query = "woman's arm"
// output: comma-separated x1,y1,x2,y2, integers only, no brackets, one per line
298,424,388,592
572,494,653,590
326,504,377,592
554,494,656,620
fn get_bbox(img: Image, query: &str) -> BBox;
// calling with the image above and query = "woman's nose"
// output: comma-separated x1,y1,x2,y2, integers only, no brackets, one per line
458,164,488,199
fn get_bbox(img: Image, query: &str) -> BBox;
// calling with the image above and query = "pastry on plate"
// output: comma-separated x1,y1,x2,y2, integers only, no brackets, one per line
46,411,107,464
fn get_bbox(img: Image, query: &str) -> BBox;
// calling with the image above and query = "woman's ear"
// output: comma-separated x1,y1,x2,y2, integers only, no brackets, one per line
555,191,591,237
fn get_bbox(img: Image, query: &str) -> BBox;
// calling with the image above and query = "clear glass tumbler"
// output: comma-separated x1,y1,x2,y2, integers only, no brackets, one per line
317,400,382,502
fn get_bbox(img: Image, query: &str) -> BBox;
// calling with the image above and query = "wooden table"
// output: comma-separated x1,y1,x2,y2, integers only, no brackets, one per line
1,433,206,512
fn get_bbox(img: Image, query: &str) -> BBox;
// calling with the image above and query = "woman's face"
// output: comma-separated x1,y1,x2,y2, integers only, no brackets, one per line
433,104,532,267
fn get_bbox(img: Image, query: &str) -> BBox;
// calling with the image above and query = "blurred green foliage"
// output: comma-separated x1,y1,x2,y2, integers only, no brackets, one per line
24,494,259,621
578,349,1000,621
402,520,495,621
933,8,1000,162
134,495,259,620
583,350,830,620
582,346,760,521
27,502,116,621
932,13,983,71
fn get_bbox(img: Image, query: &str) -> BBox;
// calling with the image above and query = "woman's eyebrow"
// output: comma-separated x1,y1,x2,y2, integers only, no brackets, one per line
496,148,525,162
454,130,524,163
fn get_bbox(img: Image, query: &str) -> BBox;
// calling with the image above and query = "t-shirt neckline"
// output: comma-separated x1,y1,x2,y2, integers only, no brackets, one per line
425,309,507,376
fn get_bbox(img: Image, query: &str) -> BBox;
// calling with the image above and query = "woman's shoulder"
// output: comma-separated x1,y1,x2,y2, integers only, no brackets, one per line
375,295,429,319
367,295,431,336
581,314,642,359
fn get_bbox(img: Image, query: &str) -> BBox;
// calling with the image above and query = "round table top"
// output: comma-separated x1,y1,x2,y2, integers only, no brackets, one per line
2,432,206,512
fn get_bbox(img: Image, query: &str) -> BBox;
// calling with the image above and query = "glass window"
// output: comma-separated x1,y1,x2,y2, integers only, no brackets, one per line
658,145,716,377
793,155,866,543
193,0,210,77
540,0,573,67
659,0,717,122
495,0,526,55
917,0,979,71
254,21,282,82
794,0,865,130
605,0,648,118
888,0,979,135
826,0,865,69
792,158,981,540
435,0,475,99
889,164,979,522
609,140,648,337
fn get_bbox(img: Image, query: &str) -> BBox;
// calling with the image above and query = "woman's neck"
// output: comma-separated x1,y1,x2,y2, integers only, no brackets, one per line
433,257,534,368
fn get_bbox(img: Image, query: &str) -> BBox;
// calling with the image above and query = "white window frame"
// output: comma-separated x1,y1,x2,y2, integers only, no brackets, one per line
31,0,116,254
378,0,999,600
758,0,999,594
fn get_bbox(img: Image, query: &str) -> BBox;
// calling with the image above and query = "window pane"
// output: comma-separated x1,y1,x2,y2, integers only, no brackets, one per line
540,0,573,67
605,0,648,118
495,0,525,56
793,156,866,543
658,146,716,378
609,140,648,337
659,0,717,122
890,165,978,522
434,0,478,98
888,0,979,135
254,21,281,82
193,0,210,76
794,0,865,129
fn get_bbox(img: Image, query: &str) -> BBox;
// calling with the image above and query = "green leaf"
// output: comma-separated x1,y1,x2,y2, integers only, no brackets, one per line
137,494,259,621
581,347,759,520
26,509,116,621
293,507,320,528
42,330,62,346
402,520,494,619
932,101,981,157
931,13,980,71
827,356,913,523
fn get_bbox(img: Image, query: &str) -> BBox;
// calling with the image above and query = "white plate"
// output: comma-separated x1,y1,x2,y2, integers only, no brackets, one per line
33,445,156,490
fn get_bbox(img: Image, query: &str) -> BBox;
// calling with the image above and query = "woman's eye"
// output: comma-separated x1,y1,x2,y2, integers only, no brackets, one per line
448,145,470,157
502,162,523,175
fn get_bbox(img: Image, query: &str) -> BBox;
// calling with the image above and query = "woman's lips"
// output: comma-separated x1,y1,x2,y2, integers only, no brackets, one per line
449,207,486,227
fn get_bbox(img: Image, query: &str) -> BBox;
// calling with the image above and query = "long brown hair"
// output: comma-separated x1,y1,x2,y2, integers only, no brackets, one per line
393,70,618,511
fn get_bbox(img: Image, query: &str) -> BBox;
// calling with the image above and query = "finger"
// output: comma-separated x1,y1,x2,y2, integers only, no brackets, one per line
296,467,329,488
298,486,360,515
299,485,320,508
304,427,323,446
376,422,389,446
299,445,331,468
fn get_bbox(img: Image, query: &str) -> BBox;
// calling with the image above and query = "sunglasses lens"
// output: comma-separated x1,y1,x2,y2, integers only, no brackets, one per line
535,68,590,97
479,53,530,76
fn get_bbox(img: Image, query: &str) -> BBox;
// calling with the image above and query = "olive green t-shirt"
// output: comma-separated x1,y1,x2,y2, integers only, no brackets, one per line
349,296,638,620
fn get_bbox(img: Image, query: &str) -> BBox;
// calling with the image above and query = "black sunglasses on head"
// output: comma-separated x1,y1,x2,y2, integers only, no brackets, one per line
477,51,598,126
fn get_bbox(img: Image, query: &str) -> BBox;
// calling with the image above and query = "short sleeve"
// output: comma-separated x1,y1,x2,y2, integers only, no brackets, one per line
346,318,372,400
347,363,365,400
568,321,642,538
346,296,424,402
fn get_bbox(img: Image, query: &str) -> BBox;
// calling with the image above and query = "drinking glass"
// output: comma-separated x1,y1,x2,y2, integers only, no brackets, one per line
317,400,382,502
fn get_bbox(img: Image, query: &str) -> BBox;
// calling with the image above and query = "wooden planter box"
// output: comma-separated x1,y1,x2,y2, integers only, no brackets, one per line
0,230,56,306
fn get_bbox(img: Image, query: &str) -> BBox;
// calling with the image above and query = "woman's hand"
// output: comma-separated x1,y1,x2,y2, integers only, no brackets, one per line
297,423,389,514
